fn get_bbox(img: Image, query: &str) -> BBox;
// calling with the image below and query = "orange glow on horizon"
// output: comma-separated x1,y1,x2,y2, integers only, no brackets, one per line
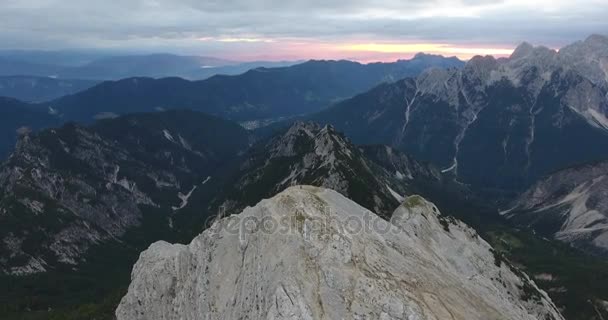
334,42,514,61
199,37,515,62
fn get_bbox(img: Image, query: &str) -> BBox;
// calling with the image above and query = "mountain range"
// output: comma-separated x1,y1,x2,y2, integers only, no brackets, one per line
0,114,457,320
0,50,297,80
2,110,608,319
0,117,449,276
310,34,608,194
2,35,608,320
39,53,463,123
0,54,463,159
0,76,99,102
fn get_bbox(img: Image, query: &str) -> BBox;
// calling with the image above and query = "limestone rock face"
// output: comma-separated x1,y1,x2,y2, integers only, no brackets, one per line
116,186,563,320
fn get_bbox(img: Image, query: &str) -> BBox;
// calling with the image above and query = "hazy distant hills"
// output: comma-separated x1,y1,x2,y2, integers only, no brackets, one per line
0,50,109,67
55,54,298,80
0,97,59,158
0,50,298,80
0,76,99,102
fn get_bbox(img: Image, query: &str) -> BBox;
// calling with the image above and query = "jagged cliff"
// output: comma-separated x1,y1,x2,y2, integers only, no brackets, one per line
117,186,563,320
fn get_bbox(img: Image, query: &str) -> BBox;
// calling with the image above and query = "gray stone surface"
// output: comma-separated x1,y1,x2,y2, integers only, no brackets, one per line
117,186,563,320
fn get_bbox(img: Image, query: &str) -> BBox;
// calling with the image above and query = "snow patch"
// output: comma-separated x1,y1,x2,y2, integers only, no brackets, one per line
587,109,608,130
106,165,120,189
172,185,197,211
400,90,419,139
395,171,405,180
386,185,405,202
162,129,176,143
178,134,192,150
441,162,457,173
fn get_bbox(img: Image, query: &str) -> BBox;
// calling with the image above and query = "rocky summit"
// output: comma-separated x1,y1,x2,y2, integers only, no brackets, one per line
117,186,563,320
215,121,444,218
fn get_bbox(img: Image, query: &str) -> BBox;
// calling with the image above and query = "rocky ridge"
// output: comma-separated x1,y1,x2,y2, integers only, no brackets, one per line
0,110,250,275
215,122,443,218
504,160,608,256
116,186,563,320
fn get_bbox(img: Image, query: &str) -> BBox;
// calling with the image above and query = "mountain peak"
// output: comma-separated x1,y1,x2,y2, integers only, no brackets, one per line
283,121,322,136
511,41,535,59
269,121,342,158
585,34,608,45
509,42,556,63
466,54,499,71
410,52,462,64
413,52,442,59
220,121,440,217
117,186,563,320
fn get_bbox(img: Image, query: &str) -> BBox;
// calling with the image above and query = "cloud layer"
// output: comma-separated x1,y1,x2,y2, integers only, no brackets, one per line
1,0,607,60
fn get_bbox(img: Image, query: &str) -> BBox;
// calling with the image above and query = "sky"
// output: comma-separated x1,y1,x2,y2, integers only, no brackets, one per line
1,0,607,62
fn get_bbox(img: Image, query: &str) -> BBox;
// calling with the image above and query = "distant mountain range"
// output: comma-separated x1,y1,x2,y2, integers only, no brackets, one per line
310,34,608,194
0,97,59,158
40,54,464,123
0,50,298,80
55,54,298,80
0,76,99,102
297,34,608,263
0,54,463,159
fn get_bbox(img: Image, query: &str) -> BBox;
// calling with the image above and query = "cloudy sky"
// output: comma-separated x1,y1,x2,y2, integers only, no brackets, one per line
1,0,607,61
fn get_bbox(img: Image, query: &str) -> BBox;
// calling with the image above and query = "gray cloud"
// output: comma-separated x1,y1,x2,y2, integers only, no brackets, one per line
0,0,607,55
